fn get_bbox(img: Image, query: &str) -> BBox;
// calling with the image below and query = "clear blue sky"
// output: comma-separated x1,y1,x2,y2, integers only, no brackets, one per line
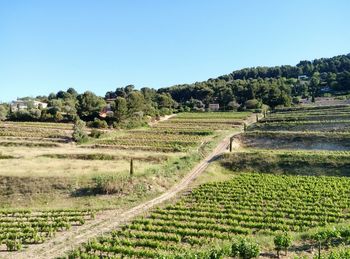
1,0,349,102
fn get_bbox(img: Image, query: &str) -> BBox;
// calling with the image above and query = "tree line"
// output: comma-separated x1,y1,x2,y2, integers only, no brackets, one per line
0,53,349,126
160,53,350,110
0,86,175,128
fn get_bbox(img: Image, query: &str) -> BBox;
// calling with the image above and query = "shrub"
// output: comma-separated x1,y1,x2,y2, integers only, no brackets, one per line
159,107,172,116
88,118,108,128
245,99,261,109
89,129,103,138
73,119,88,143
92,175,131,194
292,96,300,104
274,232,292,257
208,248,225,259
6,239,22,251
231,237,260,259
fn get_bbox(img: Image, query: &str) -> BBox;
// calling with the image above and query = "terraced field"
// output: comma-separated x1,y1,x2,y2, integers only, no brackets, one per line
67,173,350,258
4,106,350,258
0,122,73,144
243,105,350,151
220,149,350,176
88,112,250,152
61,105,350,258
250,105,350,132
0,111,252,256
241,131,350,150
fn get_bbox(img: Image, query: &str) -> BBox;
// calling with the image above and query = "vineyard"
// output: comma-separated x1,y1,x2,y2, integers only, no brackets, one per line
220,149,350,176
249,105,350,132
240,131,350,150
87,112,250,152
240,105,350,152
66,173,350,258
0,111,252,256
0,121,74,149
2,105,350,258
0,209,95,251
0,113,250,153
61,105,350,258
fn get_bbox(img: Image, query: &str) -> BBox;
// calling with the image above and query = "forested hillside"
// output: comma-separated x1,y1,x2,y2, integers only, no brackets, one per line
160,53,350,109
0,54,349,126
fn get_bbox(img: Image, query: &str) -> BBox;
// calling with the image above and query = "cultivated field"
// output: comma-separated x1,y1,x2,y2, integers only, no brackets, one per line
0,112,250,255
2,105,350,258
58,104,350,258
0,209,95,252
67,173,350,258
85,112,250,152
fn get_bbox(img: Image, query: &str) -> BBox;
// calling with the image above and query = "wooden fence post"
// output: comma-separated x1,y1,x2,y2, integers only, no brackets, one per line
130,158,134,177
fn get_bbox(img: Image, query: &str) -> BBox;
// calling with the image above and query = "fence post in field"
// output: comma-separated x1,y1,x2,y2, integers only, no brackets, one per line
229,137,233,152
130,158,134,177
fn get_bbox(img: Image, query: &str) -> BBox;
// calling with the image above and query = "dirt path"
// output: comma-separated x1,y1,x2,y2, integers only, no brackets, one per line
5,116,253,259
148,114,176,126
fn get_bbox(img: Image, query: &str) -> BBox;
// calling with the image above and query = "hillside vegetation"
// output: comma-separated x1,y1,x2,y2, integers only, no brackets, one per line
1,53,350,258
54,103,350,259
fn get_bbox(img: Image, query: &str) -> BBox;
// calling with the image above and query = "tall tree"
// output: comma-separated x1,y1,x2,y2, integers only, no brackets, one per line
113,97,128,122
157,93,175,109
76,91,106,119
309,72,321,102
127,91,145,114
67,87,78,97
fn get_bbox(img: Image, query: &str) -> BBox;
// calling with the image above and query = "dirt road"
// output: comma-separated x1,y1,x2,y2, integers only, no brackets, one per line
5,120,250,259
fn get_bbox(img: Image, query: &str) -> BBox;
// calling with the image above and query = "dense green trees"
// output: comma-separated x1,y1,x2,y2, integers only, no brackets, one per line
160,54,350,110
127,91,145,114
217,54,350,80
113,97,128,122
162,77,295,109
4,53,350,126
76,91,106,120
4,85,177,128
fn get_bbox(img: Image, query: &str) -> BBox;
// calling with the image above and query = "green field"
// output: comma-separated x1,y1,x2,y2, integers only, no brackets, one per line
0,209,95,251
0,111,250,255
220,149,350,176
67,173,350,258
2,105,350,258
250,105,350,132
87,112,250,152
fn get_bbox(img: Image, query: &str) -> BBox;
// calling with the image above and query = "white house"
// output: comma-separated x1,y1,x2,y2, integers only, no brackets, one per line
10,100,28,111
33,101,48,109
10,99,48,112
208,103,220,111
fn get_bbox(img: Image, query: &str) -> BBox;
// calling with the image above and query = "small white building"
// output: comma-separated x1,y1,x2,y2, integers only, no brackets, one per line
10,99,48,112
10,100,27,111
208,103,220,111
33,101,48,109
